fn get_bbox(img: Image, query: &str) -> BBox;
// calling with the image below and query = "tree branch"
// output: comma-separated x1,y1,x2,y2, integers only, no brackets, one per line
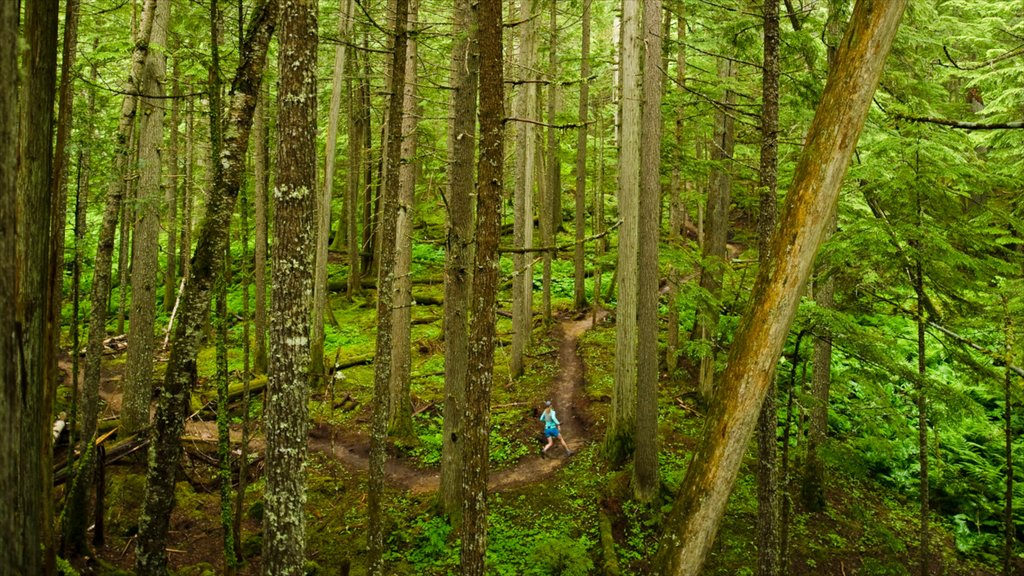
893,113,1024,130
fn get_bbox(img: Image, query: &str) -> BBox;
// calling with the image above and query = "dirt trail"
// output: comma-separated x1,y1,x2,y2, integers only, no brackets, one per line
309,310,607,495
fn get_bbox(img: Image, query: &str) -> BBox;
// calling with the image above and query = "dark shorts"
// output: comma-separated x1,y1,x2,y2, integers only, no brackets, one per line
544,427,560,438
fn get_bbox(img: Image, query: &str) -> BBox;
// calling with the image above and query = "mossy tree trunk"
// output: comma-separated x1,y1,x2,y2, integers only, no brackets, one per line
652,2,907,572
133,4,277,572
253,86,270,374
262,0,316,573
0,5,17,568
459,1,503,572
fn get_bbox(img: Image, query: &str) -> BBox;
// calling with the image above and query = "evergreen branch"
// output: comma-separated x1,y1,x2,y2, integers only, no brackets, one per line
892,113,1024,130
941,43,1024,70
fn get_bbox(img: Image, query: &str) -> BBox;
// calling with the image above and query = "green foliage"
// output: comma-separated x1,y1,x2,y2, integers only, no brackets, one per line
525,536,594,576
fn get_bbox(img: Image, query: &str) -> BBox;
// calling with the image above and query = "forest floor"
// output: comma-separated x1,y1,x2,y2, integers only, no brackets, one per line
60,306,1008,576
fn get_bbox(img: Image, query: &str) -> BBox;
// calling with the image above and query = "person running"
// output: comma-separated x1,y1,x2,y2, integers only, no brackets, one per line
539,400,573,457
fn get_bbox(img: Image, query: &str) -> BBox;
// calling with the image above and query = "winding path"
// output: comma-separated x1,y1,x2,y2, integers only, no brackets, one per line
308,310,607,495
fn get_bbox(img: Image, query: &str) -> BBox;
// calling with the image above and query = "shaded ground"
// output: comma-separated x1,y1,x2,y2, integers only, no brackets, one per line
307,310,607,494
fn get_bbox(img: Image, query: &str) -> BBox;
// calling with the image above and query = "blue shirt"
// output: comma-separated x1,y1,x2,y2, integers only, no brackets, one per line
540,408,560,430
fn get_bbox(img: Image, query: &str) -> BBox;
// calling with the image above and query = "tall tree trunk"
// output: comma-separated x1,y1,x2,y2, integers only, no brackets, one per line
388,0,419,440
253,86,269,374
510,0,539,378
367,0,409,572
693,56,735,404
263,0,316,573
165,61,180,313
606,0,641,467
460,1,503,572
329,0,355,255
755,0,782,572
801,0,848,513
540,0,558,322
79,0,157,560
651,3,907,573
572,0,590,310
345,50,362,297
8,0,59,571
312,0,354,385
123,0,172,436
439,0,479,523
633,0,662,502
133,4,277,572
180,91,194,281
665,8,685,373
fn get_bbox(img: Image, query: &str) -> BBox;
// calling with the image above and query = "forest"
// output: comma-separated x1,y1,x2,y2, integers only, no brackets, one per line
2,0,1023,574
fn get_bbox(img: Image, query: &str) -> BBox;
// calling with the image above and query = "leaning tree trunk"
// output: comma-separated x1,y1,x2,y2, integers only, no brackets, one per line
459,2,503,572
572,0,590,310
651,2,907,573
510,0,539,378
389,0,419,439
367,0,409,572
633,0,662,503
755,0,782,573
133,4,277,573
606,0,641,468
122,0,172,436
262,0,316,573
439,0,478,523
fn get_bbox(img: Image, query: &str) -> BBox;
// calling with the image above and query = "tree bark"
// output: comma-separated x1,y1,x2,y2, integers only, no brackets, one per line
606,0,641,467
0,3,17,569
253,86,269,374
459,1,503,572
123,0,172,436
133,3,277,573
262,0,315,573
510,0,539,378
389,0,419,440
5,0,59,571
540,0,559,322
165,61,180,313
755,0,782,572
633,0,662,502
666,9,685,373
693,55,735,403
572,0,590,310
80,0,157,561
439,0,479,523
652,2,907,573
346,49,363,297
312,0,354,384
367,0,409,572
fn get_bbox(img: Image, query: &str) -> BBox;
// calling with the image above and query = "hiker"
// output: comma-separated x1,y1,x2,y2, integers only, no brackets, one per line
540,400,573,457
